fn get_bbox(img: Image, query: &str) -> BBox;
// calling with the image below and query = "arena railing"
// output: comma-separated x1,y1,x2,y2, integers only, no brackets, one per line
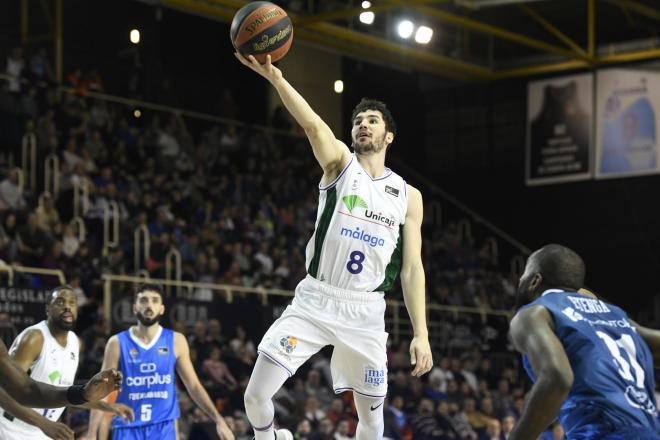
0,264,67,286
101,273,512,348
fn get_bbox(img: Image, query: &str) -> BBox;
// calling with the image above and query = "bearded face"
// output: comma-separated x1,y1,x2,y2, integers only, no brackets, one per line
351,110,393,155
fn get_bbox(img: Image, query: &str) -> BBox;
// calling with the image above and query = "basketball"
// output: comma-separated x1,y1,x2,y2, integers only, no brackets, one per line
230,1,293,64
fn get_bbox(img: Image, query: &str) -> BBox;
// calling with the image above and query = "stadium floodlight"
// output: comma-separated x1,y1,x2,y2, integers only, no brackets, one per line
397,20,414,39
359,11,375,24
362,1,371,8
130,29,141,44
415,26,433,44
334,80,344,94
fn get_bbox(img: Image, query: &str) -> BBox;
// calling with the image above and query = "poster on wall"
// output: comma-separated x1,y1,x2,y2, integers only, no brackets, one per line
526,73,593,185
595,69,660,179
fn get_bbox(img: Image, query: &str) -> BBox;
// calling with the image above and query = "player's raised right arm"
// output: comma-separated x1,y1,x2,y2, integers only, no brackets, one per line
87,335,120,440
234,53,351,176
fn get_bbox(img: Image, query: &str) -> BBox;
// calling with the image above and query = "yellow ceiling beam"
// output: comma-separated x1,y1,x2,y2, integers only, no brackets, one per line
492,46,660,79
617,0,660,22
519,4,590,60
295,28,474,81
165,0,491,80
402,2,590,60
295,0,450,28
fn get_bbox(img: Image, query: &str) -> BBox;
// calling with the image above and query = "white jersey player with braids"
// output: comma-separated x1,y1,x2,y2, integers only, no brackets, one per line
236,52,433,440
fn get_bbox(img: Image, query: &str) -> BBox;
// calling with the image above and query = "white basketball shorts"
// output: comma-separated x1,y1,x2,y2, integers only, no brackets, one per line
257,275,389,398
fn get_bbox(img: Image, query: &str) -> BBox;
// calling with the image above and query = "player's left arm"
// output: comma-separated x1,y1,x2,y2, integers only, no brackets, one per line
173,332,234,440
71,401,134,422
400,185,432,377
508,306,574,440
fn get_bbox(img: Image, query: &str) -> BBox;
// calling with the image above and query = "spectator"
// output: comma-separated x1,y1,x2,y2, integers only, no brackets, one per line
501,415,515,439
17,212,49,266
202,345,237,391
295,418,314,440
304,396,326,429
0,168,25,210
28,48,54,83
312,418,335,440
480,418,504,440
333,419,352,440
35,192,61,234
6,47,25,93
0,211,18,262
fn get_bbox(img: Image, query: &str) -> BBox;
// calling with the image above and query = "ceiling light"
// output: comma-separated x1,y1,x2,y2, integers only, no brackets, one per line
334,80,344,94
397,20,414,39
130,29,141,44
415,26,433,44
359,11,375,24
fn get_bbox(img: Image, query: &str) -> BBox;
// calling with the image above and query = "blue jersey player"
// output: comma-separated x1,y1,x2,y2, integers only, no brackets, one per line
509,244,660,440
87,284,234,440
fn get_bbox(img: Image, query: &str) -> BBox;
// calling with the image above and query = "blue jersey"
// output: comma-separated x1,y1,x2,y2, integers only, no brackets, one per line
520,291,660,439
113,326,180,429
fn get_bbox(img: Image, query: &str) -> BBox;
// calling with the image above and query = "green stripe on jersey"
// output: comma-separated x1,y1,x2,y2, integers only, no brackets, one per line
376,225,403,292
308,186,337,278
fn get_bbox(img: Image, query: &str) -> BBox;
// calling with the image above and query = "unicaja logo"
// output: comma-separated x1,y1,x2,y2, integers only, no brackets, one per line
342,195,368,213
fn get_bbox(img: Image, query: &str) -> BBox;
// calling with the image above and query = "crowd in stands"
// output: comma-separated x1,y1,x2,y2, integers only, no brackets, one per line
0,46,545,439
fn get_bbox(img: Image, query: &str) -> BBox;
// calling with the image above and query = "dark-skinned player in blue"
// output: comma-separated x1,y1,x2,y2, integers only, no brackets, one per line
509,244,660,440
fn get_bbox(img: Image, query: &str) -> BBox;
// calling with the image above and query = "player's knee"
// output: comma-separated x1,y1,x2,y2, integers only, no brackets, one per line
243,385,268,408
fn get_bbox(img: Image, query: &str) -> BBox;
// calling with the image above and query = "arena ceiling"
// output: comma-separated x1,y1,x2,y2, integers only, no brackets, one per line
142,0,660,81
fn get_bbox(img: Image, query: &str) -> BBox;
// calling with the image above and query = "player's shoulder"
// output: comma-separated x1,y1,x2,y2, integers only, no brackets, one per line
18,327,45,347
172,331,188,345
406,183,422,198
510,305,552,337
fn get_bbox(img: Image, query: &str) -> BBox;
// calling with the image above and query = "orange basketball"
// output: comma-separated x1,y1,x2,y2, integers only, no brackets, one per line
230,1,293,64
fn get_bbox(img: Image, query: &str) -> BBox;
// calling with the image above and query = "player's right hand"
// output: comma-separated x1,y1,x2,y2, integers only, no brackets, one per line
234,53,283,84
83,368,123,402
39,419,74,440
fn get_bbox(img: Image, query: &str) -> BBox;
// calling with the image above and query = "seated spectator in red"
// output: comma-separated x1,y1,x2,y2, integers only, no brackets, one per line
202,345,237,391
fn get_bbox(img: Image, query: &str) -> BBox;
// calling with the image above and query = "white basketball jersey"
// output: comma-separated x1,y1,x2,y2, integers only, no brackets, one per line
305,155,408,292
0,320,79,436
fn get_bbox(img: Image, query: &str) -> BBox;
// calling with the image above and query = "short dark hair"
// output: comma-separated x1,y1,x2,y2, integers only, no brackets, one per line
49,285,75,304
534,244,585,290
350,98,397,135
134,283,164,302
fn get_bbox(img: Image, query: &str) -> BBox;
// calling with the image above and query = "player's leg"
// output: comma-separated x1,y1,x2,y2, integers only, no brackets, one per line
249,295,332,440
243,355,290,439
330,295,388,440
353,392,385,439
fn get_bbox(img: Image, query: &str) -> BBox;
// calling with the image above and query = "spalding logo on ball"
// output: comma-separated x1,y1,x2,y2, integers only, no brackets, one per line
230,1,293,63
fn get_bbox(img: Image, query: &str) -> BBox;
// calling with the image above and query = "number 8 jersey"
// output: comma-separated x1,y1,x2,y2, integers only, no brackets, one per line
305,155,408,292
520,290,660,438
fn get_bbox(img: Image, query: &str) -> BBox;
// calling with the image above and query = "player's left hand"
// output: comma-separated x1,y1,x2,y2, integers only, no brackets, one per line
410,335,433,377
83,368,123,402
110,403,135,422
216,418,235,440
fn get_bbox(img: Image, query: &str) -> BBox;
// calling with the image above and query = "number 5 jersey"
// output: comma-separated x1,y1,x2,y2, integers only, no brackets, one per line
113,326,180,431
305,154,408,293
520,290,660,438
